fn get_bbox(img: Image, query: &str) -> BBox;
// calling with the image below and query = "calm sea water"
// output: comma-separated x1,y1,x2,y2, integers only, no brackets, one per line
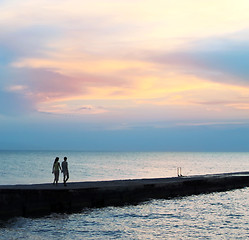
1,151,249,239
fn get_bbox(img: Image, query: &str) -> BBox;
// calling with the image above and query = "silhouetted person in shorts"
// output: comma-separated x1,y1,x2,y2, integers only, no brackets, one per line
52,157,61,185
62,157,69,186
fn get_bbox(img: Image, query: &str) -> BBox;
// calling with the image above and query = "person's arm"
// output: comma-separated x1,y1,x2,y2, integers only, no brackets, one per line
52,163,54,173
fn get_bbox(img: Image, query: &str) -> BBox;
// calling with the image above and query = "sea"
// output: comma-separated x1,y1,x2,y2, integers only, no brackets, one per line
1,151,249,239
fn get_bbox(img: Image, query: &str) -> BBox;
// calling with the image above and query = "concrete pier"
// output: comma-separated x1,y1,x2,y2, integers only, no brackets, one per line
1,171,249,220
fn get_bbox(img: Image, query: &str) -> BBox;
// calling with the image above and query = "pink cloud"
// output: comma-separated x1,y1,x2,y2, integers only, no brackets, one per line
1,63,138,116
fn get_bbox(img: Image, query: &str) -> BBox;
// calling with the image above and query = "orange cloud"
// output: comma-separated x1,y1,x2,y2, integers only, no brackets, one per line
2,0,249,122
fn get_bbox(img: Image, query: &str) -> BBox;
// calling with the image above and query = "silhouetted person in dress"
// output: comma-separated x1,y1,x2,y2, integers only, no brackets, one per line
52,157,61,185
61,157,69,186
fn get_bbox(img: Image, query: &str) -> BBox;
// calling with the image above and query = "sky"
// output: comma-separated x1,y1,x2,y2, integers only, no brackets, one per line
1,0,249,151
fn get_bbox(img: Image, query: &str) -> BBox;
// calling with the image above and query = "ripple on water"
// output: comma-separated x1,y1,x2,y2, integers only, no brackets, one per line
2,188,249,239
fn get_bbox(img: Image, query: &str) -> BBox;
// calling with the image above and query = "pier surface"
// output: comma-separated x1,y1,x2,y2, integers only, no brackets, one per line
1,171,249,220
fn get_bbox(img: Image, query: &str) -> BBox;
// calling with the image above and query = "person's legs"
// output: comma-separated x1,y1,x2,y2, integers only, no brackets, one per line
63,171,69,186
55,170,59,185
63,173,66,185
66,171,69,182
53,174,56,184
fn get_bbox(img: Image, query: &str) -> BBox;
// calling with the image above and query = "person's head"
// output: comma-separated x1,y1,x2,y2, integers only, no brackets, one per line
64,157,67,161
55,157,59,162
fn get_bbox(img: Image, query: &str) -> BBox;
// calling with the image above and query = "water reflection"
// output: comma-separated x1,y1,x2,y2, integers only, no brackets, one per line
1,188,249,239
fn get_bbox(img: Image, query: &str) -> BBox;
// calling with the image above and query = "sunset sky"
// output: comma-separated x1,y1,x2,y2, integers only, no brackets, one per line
1,0,249,151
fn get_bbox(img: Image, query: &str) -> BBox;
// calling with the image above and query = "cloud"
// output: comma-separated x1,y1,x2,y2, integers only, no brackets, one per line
151,35,249,85
0,63,138,115
37,103,107,115
2,0,249,120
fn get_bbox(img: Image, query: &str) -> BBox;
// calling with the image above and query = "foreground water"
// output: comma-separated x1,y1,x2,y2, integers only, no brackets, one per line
1,151,249,239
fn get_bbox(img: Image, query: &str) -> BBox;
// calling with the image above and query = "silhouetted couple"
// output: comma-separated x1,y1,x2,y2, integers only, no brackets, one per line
52,157,69,186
